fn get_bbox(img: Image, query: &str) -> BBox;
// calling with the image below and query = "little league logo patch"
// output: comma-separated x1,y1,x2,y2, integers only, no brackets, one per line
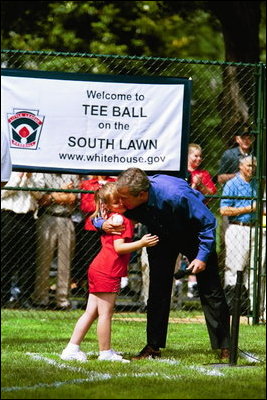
7,109,45,150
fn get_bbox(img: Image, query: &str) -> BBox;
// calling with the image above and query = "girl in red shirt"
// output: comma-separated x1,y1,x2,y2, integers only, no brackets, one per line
187,143,217,196
61,182,159,363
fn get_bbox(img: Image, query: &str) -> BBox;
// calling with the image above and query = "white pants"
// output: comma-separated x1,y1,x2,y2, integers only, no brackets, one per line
224,224,266,315
139,247,150,306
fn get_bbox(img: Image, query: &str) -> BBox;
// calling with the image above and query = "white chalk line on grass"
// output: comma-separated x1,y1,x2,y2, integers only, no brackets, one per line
158,359,224,376
1,378,103,393
1,352,224,393
189,365,224,376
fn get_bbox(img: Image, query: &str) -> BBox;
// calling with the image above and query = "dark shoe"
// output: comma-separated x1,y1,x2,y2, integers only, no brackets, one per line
220,348,230,360
3,299,20,309
31,302,50,310
138,304,147,313
132,345,161,360
20,299,33,309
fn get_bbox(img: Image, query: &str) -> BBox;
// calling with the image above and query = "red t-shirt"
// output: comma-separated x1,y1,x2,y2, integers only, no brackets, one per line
89,214,134,278
190,169,217,194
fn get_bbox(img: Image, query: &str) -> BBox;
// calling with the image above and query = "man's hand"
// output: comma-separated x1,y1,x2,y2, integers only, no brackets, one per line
187,259,206,274
102,218,125,235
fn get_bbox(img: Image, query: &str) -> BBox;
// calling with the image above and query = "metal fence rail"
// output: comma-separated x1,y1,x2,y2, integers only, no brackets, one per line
1,50,266,323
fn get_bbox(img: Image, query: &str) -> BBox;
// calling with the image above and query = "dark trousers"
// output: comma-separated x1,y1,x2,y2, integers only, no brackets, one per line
146,240,230,350
1,210,37,305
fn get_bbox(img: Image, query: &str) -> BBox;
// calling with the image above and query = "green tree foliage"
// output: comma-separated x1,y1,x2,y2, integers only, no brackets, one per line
1,1,225,59
1,1,265,62
1,1,265,172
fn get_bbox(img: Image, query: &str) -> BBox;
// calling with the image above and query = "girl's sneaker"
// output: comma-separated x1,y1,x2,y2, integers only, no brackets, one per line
110,349,122,355
98,350,130,363
60,348,87,362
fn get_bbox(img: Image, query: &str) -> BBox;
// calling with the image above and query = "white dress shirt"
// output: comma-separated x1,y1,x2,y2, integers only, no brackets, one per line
1,172,44,214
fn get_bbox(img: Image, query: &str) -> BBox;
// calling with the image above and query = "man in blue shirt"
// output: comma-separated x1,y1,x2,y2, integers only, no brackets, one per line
220,156,258,314
95,168,230,360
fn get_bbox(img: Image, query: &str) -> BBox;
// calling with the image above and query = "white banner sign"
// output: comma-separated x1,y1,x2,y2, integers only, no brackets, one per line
1,70,191,176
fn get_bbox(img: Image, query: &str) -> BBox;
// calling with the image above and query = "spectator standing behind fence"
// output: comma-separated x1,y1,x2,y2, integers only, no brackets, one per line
219,156,263,315
188,143,217,196
94,168,231,361
1,172,43,308
32,173,80,310
184,143,218,298
1,131,12,187
71,175,117,295
60,182,159,362
217,125,255,185
217,125,256,280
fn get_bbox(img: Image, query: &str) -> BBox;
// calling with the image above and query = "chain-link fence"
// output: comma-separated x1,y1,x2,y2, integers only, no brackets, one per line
1,50,266,324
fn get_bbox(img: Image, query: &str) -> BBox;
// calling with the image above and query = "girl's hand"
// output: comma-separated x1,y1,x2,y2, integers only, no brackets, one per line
140,233,159,247
192,174,201,185
192,174,203,190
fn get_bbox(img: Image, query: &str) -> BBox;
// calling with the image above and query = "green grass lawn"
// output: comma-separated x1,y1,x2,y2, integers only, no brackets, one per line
1,310,266,399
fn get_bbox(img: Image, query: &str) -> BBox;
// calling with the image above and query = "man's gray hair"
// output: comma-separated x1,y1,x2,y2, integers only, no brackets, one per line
117,168,150,196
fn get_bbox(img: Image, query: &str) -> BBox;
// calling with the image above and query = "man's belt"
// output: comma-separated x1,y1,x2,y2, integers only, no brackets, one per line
230,221,255,227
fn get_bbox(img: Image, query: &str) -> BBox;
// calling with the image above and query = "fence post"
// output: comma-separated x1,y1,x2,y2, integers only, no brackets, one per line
230,270,243,365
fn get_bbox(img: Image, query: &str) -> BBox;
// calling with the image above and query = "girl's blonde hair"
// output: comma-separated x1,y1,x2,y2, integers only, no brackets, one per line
188,143,202,154
90,182,118,219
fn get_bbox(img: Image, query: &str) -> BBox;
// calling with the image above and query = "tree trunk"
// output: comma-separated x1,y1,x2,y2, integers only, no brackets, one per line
208,1,260,63
208,1,261,139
